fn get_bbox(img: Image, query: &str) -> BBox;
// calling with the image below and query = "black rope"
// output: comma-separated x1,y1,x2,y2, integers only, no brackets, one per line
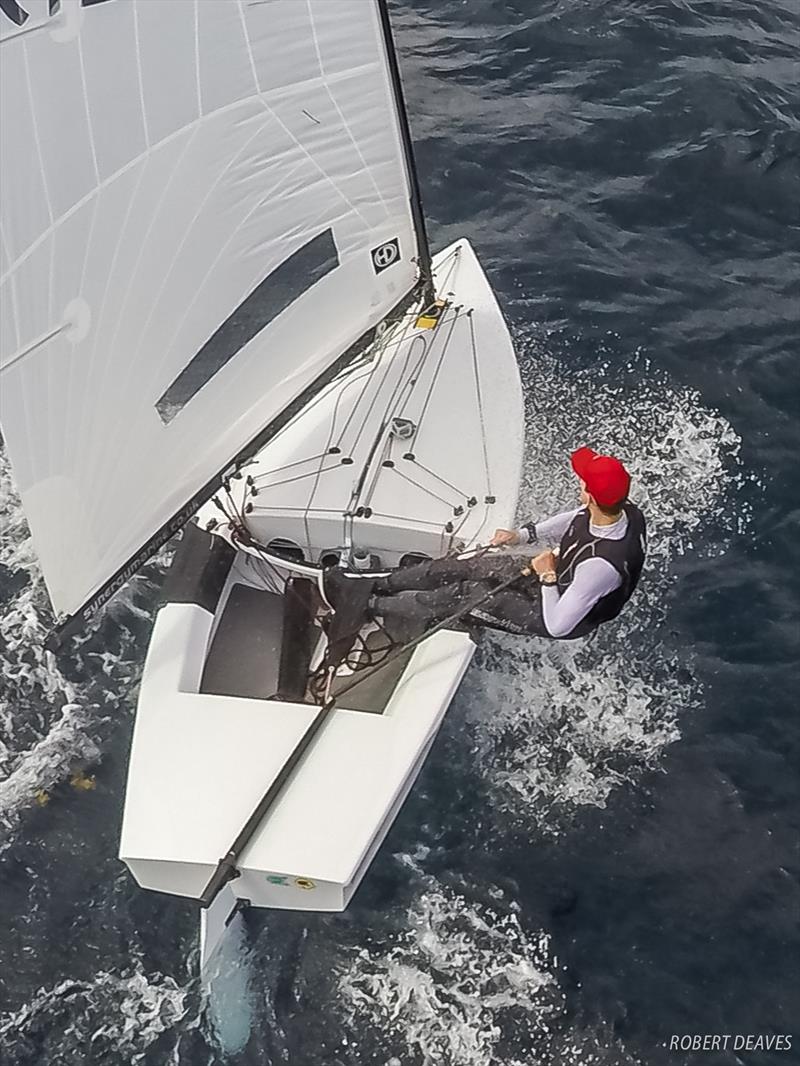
307,613,398,704
322,558,531,707
210,493,239,528
221,480,241,521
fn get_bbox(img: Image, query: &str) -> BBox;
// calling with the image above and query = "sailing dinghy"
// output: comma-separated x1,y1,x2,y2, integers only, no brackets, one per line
0,0,523,965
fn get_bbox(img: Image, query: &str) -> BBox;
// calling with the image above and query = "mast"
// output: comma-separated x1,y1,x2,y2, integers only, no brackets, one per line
377,0,436,306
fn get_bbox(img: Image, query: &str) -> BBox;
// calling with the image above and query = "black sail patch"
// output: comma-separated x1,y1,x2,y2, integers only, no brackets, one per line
371,238,400,274
156,229,339,424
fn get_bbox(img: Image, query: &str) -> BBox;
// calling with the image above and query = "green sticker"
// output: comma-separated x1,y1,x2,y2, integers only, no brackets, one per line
266,874,288,885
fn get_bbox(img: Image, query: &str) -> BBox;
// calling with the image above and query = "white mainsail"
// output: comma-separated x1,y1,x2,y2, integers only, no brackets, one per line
0,0,425,625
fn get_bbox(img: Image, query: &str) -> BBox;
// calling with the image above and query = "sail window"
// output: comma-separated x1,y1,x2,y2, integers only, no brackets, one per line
156,229,340,424
0,0,32,27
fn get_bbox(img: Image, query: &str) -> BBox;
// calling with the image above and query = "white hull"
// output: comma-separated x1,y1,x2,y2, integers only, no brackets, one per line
121,598,474,912
119,239,523,913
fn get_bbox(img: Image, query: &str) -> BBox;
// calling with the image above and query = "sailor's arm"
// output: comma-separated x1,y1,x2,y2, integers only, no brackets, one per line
538,556,621,638
490,508,581,547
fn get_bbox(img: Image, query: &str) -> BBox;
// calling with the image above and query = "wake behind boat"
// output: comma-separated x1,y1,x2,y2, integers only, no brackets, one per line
0,0,523,966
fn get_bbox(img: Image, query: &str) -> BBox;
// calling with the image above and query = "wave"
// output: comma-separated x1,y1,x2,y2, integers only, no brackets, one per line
0,338,757,1066
459,340,756,827
339,869,641,1066
0,960,189,1066
0,449,167,841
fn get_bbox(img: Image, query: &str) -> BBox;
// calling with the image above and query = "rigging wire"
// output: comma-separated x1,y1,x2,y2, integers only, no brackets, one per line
333,312,419,455
404,307,461,453
216,277,501,708
349,304,471,520
468,309,493,499
249,452,329,483
242,296,490,563
389,466,461,509
404,457,473,502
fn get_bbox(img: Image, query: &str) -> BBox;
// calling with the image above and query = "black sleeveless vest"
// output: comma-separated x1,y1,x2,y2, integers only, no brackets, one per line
554,502,646,638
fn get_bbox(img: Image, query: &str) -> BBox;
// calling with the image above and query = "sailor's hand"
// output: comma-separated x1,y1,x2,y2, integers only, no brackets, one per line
490,528,519,547
531,550,557,575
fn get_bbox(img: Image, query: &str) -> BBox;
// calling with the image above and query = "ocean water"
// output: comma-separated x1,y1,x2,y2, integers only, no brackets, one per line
1,1,798,1064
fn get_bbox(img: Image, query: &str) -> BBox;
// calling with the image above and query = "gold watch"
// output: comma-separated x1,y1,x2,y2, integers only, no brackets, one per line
539,571,557,585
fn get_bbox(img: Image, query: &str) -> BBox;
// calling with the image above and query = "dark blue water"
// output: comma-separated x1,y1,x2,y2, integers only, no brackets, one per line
1,1,798,1064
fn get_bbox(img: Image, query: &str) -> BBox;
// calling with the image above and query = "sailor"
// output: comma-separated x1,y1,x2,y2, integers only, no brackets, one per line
368,447,646,640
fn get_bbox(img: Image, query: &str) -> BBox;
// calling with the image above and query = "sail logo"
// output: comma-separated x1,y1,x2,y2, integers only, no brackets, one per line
371,239,400,274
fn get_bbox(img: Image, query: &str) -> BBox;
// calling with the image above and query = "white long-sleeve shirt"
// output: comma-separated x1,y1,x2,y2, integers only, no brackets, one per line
518,508,627,638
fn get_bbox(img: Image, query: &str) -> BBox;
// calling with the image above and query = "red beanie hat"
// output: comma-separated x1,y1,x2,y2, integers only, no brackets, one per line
570,447,631,508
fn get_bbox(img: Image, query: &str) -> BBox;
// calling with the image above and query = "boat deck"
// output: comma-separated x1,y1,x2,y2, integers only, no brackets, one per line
199,582,412,714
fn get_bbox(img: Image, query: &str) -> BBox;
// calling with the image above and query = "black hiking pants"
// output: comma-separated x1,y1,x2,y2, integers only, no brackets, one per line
373,552,550,639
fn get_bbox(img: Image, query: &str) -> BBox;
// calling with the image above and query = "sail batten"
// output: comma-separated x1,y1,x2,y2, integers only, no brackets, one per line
1,0,427,627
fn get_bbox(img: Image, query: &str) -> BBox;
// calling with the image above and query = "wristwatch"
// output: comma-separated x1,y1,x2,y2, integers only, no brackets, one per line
539,571,557,586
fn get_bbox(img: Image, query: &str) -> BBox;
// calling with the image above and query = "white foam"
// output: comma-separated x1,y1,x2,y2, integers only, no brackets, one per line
1,342,753,839
0,452,93,832
0,447,163,837
0,344,755,1066
460,342,754,824
518,345,756,564
0,961,188,1062
339,880,641,1066
0,703,101,838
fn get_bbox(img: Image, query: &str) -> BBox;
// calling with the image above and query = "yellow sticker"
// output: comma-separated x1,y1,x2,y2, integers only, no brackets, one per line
295,877,315,891
415,299,447,330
